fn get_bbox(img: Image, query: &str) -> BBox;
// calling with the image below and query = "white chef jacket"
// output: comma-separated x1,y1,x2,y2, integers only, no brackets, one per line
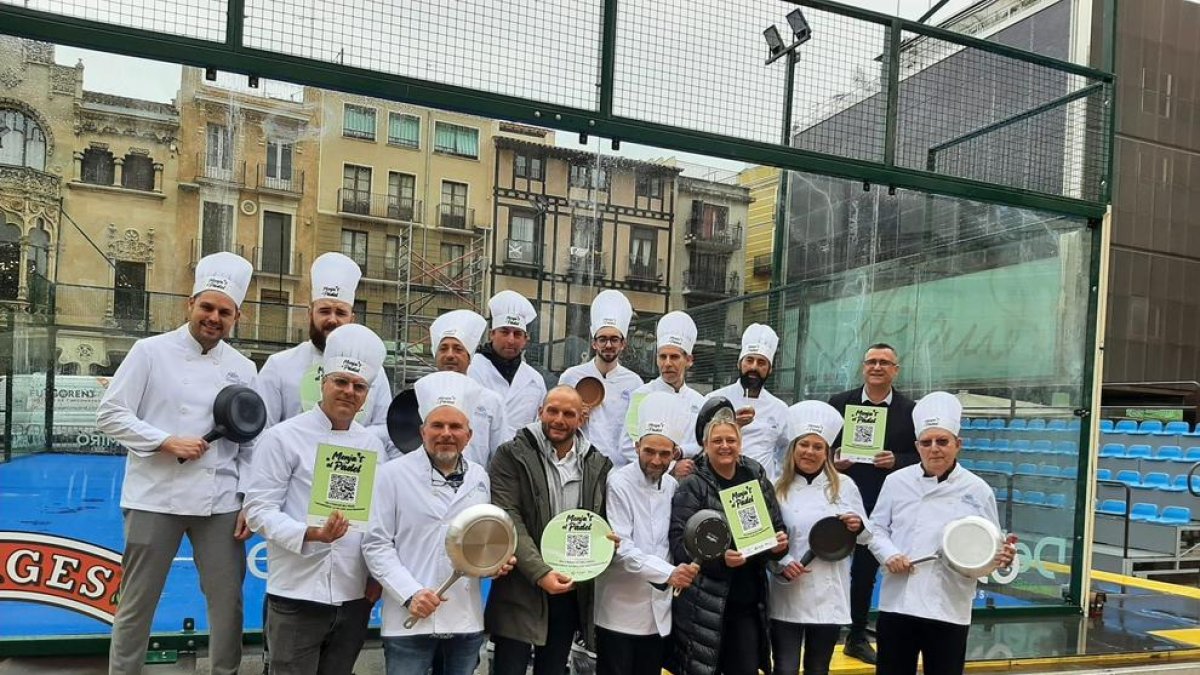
706,384,790,480
468,352,547,439
867,463,1000,626
769,473,867,625
255,340,395,456
465,386,508,468
559,360,644,466
96,324,258,516
362,447,491,637
244,407,384,605
619,377,705,465
595,462,677,636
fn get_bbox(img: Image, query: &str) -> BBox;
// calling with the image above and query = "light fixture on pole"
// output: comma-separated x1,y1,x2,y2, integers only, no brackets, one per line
763,26,786,57
786,9,812,45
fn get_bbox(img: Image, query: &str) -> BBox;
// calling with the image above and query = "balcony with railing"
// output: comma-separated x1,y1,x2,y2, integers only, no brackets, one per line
684,220,743,252
567,249,606,279
195,152,246,187
337,189,423,223
341,249,403,282
438,203,474,230
256,164,304,197
682,269,740,298
626,256,663,284
504,239,543,268
189,239,245,267
753,254,773,277
253,246,304,277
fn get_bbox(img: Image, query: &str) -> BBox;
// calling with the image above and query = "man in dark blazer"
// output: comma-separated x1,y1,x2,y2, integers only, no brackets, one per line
827,343,918,664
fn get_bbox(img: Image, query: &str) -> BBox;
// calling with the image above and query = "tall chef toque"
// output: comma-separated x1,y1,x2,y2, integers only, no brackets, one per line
192,252,253,307
310,252,363,307
322,324,386,384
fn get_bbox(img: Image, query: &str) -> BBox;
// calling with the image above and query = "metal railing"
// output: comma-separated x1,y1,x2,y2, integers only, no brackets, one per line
505,239,542,267
626,256,662,282
567,250,605,278
255,164,304,196
195,152,246,186
682,269,739,296
685,220,743,250
340,248,402,281
252,246,303,276
337,189,422,223
438,203,474,229
189,239,245,266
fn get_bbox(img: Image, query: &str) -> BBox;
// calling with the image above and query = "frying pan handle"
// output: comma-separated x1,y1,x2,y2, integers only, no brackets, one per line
402,572,463,629
909,553,940,565
799,550,816,567
672,560,694,597
178,428,223,463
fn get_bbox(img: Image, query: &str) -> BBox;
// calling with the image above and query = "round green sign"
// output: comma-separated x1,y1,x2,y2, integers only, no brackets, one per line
539,509,615,582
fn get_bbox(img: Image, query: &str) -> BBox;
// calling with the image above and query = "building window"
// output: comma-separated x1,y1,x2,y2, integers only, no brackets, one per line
201,201,235,257
388,112,420,148
113,261,147,324
342,164,372,214
507,211,539,265
636,173,662,198
259,289,290,343
260,211,292,275
266,139,293,187
343,104,377,141
353,300,367,320
630,227,656,275
0,109,48,171
122,153,155,191
569,164,608,190
81,148,115,185
387,172,416,220
382,302,399,340
385,234,401,277
0,223,21,300
515,153,544,180
205,123,232,170
341,229,369,271
433,122,479,159
442,243,466,280
440,181,469,228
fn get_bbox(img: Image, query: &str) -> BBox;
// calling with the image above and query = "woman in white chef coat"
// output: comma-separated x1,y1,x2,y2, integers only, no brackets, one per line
769,400,866,675
866,392,1016,675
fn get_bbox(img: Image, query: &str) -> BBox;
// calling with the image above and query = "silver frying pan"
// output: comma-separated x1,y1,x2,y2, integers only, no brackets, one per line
403,503,517,628
909,516,1004,579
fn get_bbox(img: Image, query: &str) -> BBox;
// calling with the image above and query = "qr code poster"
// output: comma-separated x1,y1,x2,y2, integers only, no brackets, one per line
841,405,888,463
308,443,379,533
718,481,777,557
539,509,614,581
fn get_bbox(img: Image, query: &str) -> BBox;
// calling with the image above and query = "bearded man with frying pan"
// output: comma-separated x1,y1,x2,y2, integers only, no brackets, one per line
866,392,1016,675
97,252,258,675
244,324,387,675
364,370,514,675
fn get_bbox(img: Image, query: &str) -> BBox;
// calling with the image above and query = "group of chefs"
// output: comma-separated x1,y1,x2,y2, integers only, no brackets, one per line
96,251,1016,675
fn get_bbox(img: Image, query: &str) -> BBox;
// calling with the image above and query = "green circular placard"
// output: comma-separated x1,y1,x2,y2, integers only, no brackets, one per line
539,509,615,582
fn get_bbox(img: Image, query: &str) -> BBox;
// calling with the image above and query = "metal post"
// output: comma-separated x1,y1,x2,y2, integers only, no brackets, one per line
769,51,797,303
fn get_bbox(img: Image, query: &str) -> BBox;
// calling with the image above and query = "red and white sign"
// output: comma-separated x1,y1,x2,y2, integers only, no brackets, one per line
0,531,123,624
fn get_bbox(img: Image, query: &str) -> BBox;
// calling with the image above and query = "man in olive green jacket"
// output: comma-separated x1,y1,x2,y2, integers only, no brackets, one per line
486,386,612,675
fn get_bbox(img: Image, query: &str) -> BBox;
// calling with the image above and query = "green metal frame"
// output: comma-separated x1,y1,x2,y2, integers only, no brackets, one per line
0,0,1117,655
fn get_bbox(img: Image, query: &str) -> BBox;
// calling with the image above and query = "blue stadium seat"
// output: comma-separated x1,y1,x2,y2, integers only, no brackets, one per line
958,458,975,470
1100,443,1125,458
995,461,1014,475
1047,419,1069,432
1069,419,1082,432
1130,502,1158,522
1114,420,1139,433
1148,446,1183,462
1023,491,1047,505
1156,421,1189,436
1115,470,1141,486
1153,506,1191,525
1096,468,1112,480
1062,465,1078,478
961,438,976,450
961,418,973,430
971,419,991,430
1016,463,1039,476
1100,419,1115,433
1011,489,1023,503
975,439,992,450
991,440,1011,453
1031,440,1053,455
988,419,1006,431
1168,475,1193,492
1185,447,1200,462
1012,440,1031,453
1054,441,1078,455
1046,493,1067,508
975,460,996,473
1027,419,1047,432
1038,464,1060,478
1097,499,1126,515
1126,445,1153,460
995,487,1008,501
1137,420,1164,435
1008,419,1027,431
1141,472,1171,490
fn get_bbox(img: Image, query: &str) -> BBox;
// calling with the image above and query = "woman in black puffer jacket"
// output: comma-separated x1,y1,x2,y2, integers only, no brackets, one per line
667,413,788,675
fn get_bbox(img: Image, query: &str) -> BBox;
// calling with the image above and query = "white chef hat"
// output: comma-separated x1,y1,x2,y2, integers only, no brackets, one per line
786,400,844,447
322,324,386,384
310,252,362,307
430,310,488,355
488,290,537,332
912,391,963,438
414,370,478,422
590,290,633,339
656,311,697,355
739,323,779,365
636,391,691,447
192,252,253,307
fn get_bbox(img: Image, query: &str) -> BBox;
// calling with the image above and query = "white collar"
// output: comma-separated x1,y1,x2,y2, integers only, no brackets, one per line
861,388,893,405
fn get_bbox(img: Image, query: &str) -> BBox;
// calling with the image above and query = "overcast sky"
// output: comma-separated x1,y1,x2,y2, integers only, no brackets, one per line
52,0,976,171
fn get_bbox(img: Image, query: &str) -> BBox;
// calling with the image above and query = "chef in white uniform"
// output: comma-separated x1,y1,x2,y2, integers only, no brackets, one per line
97,252,258,675
430,309,508,467
596,391,699,675
469,290,547,439
244,323,387,675
558,290,644,466
706,324,790,480
866,392,1016,675
769,400,867,675
363,370,513,675
255,252,394,455
619,311,705,474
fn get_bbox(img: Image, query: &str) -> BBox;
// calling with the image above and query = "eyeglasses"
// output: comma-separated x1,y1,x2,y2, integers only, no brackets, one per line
431,460,466,492
594,336,624,346
917,438,954,448
863,359,897,368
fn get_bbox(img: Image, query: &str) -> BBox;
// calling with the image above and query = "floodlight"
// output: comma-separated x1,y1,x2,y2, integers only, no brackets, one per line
763,25,786,55
786,9,811,45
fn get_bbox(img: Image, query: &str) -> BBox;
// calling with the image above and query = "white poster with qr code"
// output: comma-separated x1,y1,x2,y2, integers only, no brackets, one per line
308,443,379,533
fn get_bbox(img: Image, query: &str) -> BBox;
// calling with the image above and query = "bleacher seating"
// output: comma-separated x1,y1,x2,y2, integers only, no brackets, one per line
1096,468,1111,480
1127,445,1153,460
1115,470,1141,486
1153,506,1191,525
1023,491,1047,505
1137,421,1164,435
995,487,1008,501
1011,440,1031,453
959,459,974,470
1140,472,1171,490
1100,443,1125,458
1031,440,1053,454
1047,493,1067,508
1038,464,1060,477
1148,446,1183,462
1098,499,1126,515
1114,420,1139,434
1100,420,1115,433
1027,419,1047,432
1130,503,1158,522
1156,421,1190,436
1168,475,1193,492
1047,420,1069,433
995,461,1014,475
1186,447,1200,462
975,460,996,473
991,440,1010,453
1008,419,1027,432
1016,463,1038,476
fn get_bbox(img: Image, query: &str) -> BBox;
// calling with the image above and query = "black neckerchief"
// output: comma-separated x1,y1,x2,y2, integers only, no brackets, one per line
427,452,466,491
922,461,956,483
480,342,522,384
798,469,821,485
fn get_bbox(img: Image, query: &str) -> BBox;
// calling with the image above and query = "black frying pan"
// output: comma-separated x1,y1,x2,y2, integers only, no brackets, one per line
797,515,857,567
386,389,422,454
675,508,731,596
181,385,266,463
695,396,735,445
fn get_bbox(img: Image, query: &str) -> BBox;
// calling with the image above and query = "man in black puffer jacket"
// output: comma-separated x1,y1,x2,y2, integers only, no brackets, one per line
667,450,787,675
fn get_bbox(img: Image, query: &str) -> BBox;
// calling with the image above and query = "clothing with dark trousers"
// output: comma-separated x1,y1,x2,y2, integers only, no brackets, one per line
265,595,373,675
492,592,580,675
827,386,918,639
770,621,841,675
596,626,666,675
875,612,970,675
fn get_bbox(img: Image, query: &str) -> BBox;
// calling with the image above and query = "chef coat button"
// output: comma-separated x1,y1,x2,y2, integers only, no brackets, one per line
180,406,187,414
207,469,215,475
